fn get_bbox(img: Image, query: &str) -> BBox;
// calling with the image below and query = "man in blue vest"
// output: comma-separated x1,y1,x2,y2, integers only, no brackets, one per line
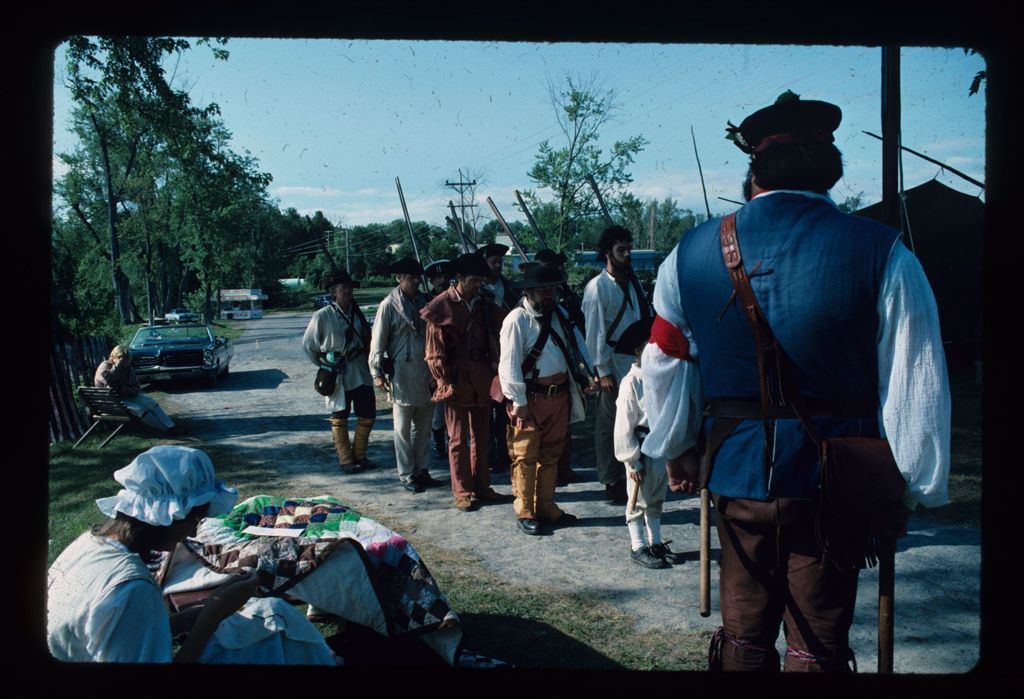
640,92,950,671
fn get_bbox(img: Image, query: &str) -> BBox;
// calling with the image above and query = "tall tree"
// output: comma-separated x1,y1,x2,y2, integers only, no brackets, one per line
62,36,228,324
526,74,648,252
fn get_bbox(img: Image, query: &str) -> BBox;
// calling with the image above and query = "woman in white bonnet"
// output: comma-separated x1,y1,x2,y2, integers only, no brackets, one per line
47,445,335,664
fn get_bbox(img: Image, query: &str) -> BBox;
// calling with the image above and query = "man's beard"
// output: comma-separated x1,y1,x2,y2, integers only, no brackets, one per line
742,167,754,202
610,256,631,275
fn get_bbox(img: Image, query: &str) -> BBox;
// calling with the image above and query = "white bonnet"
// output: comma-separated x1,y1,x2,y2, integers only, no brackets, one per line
95,445,238,527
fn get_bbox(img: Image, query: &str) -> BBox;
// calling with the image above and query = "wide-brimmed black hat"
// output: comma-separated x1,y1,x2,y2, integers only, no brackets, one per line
613,317,654,355
477,243,509,258
726,91,841,156
323,270,360,291
423,259,451,277
534,248,568,267
386,257,424,276
451,252,494,277
512,263,567,290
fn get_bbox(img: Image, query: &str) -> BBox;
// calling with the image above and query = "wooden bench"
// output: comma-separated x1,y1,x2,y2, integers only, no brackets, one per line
73,387,135,449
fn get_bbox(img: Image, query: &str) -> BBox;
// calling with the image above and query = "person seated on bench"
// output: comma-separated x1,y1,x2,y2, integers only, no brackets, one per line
47,445,337,665
94,345,175,432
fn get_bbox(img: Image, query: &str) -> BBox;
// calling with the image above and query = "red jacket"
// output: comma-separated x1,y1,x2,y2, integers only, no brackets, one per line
420,286,505,407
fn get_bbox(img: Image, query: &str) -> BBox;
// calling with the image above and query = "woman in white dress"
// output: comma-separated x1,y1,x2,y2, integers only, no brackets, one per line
47,445,337,664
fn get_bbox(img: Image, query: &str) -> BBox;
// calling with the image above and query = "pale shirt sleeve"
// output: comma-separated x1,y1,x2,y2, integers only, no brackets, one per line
499,311,529,408
876,241,951,510
87,578,173,663
641,245,705,460
582,278,614,377
614,372,644,470
368,299,391,379
301,312,325,366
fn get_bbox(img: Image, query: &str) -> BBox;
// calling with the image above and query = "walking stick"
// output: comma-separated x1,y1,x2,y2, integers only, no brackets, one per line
878,538,896,672
699,487,711,617
626,478,639,515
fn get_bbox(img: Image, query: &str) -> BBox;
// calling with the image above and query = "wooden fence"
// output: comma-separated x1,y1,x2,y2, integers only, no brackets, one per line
49,336,110,444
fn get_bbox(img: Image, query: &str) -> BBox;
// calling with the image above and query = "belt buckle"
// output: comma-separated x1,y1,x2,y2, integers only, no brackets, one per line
546,384,559,396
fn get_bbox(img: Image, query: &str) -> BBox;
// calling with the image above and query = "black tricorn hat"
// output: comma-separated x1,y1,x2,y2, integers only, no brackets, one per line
512,263,567,290
726,91,841,156
478,242,510,258
386,257,424,276
323,270,360,291
613,317,654,355
534,248,568,267
451,252,494,277
423,259,451,277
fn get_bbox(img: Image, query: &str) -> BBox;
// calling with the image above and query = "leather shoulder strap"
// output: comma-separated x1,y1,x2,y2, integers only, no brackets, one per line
719,213,822,446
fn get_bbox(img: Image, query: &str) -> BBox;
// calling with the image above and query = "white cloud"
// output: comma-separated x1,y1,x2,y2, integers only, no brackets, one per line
52,156,69,180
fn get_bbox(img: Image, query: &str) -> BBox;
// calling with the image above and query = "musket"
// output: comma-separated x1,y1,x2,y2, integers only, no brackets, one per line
514,189,550,250
878,538,896,673
718,196,745,207
394,176,430,294
691,125,712,219
862,130,984,189
585,173,615,227
699,488,711,617
448,201,478,253
486,196,531,264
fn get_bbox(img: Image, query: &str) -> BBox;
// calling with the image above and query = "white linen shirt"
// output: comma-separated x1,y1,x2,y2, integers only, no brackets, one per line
499,299,588,423
369,290,432,407
582,269,647,382
640,190,951,510
302,302,373,411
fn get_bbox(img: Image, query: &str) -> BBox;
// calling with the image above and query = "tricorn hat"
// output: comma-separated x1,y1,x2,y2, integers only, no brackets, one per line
512,263,567,290
423,259,451,277
323,270,360,291
387,256,424,276
451,252,494,277
726,90,841,156
478,242,510,258
534,248,568,267
613,317,655,356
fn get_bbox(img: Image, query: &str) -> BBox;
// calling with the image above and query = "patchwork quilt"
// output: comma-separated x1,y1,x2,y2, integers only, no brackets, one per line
183,495,455,637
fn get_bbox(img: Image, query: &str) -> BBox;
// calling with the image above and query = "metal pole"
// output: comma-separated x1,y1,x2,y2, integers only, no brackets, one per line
345,228,350,273
691,125,712,219
882,46,902,231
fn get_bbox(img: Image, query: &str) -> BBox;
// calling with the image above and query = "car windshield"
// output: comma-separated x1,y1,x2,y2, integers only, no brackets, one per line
131,325,214,347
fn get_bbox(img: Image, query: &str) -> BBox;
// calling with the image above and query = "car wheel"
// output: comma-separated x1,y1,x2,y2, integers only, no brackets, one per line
221,362,230,377
208,368,218,388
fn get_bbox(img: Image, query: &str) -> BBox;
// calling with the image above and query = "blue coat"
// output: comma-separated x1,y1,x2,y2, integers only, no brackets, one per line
677,192,901,500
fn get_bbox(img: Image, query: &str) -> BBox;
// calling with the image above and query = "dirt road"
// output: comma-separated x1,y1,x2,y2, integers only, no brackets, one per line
158,310,980,673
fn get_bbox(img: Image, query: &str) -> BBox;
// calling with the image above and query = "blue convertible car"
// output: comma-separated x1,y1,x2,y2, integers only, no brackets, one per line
128,323,233,387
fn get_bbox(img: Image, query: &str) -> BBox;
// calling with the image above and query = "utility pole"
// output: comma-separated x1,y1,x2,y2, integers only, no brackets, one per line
345,228,350,273
445,169,477,244
647,203,655,250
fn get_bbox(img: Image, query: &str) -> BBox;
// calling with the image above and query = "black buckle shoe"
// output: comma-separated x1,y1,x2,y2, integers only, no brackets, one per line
415,471,444,488
548,512,578,527
355,458,378,471
517,518,543,535
340,462,362,475
605,479,628,504
650,541,687,564
402,478,425,493
631,545,670,569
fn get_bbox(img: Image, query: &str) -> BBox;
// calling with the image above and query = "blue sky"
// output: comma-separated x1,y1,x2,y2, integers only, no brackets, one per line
52,39,986,231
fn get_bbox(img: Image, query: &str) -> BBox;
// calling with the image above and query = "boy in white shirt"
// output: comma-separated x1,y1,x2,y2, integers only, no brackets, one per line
613,318,688,569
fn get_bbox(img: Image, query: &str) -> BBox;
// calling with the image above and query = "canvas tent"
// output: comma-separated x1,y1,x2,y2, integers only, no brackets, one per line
856,179,983,370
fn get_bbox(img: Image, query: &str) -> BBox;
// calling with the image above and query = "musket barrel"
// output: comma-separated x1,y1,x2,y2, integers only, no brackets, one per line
486,196,531,263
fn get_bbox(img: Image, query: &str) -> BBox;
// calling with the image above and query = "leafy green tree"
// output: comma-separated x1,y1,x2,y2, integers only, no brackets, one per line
525,74,648,252
62,36,229,325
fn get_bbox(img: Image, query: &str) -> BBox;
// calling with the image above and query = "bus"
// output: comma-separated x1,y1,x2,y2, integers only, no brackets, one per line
218,289,268,320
